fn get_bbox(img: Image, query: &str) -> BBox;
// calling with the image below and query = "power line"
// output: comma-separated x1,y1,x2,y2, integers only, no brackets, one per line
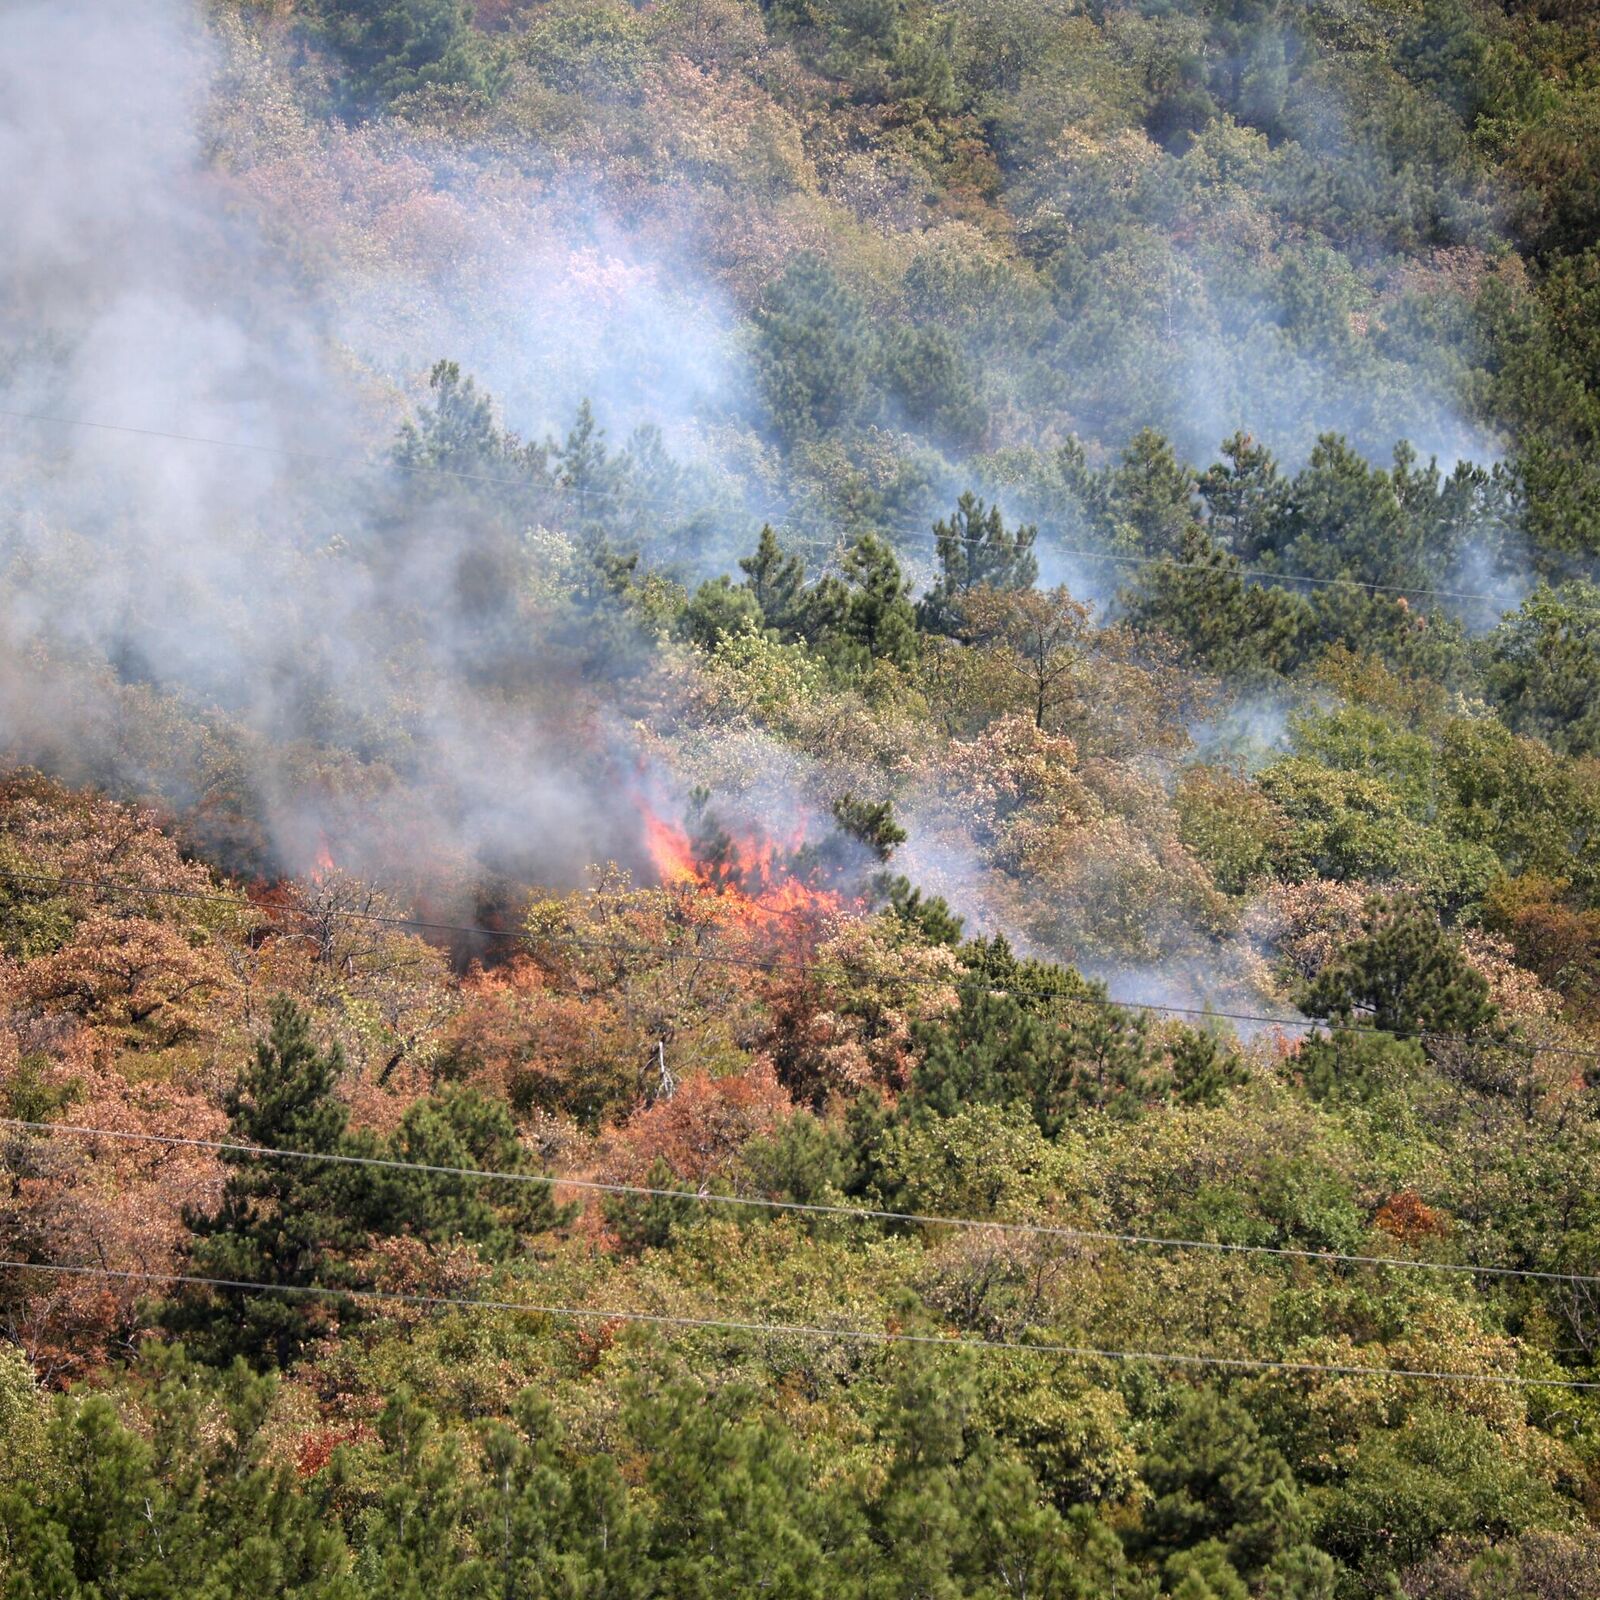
0,406,1527,609
0,406,782,524
4,864,1596,1062
1,1258,1590,1389
8,1115,1597,1290
896,532,1510,606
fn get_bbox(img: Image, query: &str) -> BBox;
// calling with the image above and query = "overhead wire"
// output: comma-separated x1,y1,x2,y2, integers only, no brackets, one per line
0,405,1528,609
6,1114,1598,1290
2,864,1595,1063
0,405,785,524
0,1258,1591,1390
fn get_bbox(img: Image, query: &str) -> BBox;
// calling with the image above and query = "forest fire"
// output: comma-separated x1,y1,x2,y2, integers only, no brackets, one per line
638,798,847,930
311,831,337,881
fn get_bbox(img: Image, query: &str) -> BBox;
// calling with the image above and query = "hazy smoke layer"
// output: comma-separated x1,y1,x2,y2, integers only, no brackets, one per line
0,0,747,891
0,0,1525,935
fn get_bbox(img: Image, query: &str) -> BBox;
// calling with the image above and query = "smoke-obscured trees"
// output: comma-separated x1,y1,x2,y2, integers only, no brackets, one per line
315,0,491,111
917,493,1038,637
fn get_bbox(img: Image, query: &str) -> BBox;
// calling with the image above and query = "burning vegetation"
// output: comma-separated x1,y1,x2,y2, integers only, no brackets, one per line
11,0,1600,1593
637,787,852,932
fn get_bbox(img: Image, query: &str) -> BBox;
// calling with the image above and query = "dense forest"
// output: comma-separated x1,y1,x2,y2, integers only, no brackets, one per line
5,0,1600,1594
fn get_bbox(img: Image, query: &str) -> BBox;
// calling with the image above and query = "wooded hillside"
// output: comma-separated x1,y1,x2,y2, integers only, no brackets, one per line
4,2,1600,1595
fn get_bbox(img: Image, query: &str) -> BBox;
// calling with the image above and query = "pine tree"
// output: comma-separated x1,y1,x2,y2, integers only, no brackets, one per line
1197,431,1285,560
754,255,871,442
883,875,966,946
0,1358,351,1598
554,399,612,496
368,1090,572,1258
1301,895,1498,1039
352,1388,482,1597
1281,434,1421,589
1111,428,1199,555
164,999,371,1369
1133,1387,1307,1580
632,1382,863,1598
830,794,908,861
316,0,487,110
1124,524,1309,681
390,360,548,527
1486,581,1600,758
907,975,1153,1136
393,361,502,475
917,492,1039,636
836,533,918,672
739,525,809,639
678,575,765,649
879,324,985,446
604,1157,699,1255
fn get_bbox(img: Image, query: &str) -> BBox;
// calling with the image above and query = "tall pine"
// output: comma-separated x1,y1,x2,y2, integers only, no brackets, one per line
164,998,370,1369
917,492,1039,636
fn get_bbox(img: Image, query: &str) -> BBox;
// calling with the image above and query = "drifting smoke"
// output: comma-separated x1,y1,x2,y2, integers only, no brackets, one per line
0,0,1535,999
0,0,759,894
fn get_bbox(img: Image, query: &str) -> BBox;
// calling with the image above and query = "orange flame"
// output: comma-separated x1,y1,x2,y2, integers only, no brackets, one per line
640,809,698,887
637,797,846,930
311,831,337,882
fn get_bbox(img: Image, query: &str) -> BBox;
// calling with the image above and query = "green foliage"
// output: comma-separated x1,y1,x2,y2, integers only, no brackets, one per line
602,1156,701,1255
1277,436,1418,589
678,574,765,649
879,324,985,448
1108,429,1199,557
1198,433,1287,561
1314,1404,1569,1579
1301,894,1498,1039
0,844,72,961
1133,1388,1307,1579
882,875,966,946
164,998,370,1369
827,533,919,674
871,1101,1076,1220
754,256,873,444
737,1111,850,1209
1166,1028,1250,1108
1398,0,1494,122
1486,581,1600,759
0,1346,47,1497
1125,526,1308,681
830,793,907,861
1508,86,1600,259
392,360,534,481
903,978,1154,1137
917,492,1039,636
1176,767,1288,896
1298,1028,1427,1108
0,1354,350,1599
517,0,648,96
1288,706,1437,819
368,1090,571,1256
2,1052,79,1125
159,1001,568,1370
1257,757,1498,906
315,0,490,110
739,525,809,639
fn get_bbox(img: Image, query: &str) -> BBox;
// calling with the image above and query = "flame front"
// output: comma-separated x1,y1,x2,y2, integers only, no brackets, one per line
640,809,698,886
311,831,337,881
638,797,846,929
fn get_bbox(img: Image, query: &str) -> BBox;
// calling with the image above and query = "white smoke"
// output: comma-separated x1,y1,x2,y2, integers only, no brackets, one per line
0,0,754,891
